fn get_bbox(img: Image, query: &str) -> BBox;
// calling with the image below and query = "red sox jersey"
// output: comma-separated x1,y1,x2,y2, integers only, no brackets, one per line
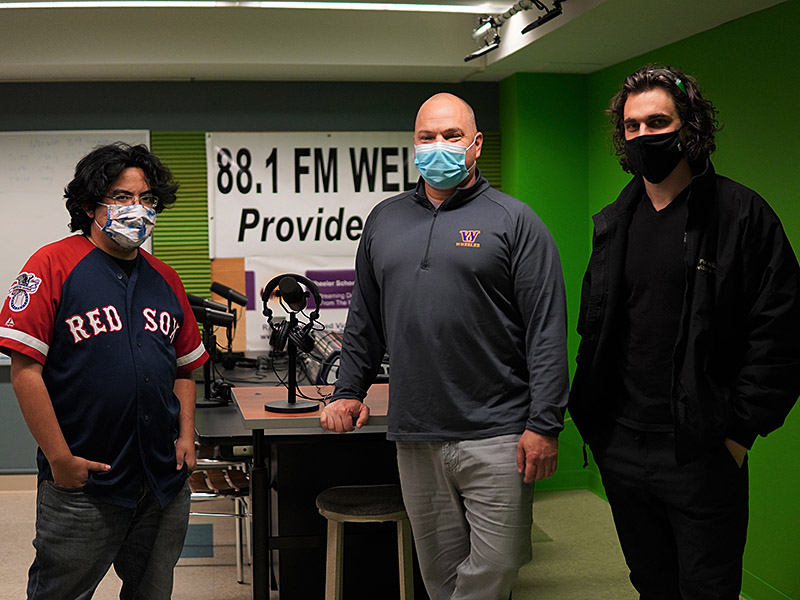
0,235,208,508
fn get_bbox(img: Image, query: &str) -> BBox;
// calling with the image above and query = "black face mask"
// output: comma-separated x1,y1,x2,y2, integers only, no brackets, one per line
624,129,685,184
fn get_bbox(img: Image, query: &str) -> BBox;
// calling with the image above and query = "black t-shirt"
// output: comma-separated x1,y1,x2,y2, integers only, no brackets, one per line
112,254,138,277
616,190,688,430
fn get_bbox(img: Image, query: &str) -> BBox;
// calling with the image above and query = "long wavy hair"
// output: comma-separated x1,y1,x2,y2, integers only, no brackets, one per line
64,142,179,235
608,65,719,174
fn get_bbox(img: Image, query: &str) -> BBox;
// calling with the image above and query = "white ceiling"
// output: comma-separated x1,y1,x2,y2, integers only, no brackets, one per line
0,0,787,83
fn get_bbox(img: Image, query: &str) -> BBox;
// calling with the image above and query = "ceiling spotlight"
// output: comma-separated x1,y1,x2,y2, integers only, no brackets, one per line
464,33,501,62
472,17,496,40
464,0,565,62
521,0,563,34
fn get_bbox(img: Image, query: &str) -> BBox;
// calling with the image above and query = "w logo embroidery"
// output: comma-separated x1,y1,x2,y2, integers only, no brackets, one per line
457,230,481,248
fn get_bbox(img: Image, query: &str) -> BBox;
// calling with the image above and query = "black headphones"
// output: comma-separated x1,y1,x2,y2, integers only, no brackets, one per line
261,273,322,354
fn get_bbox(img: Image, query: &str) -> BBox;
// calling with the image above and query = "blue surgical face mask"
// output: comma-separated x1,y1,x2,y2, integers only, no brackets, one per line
95,202,157,249
414,135,478,190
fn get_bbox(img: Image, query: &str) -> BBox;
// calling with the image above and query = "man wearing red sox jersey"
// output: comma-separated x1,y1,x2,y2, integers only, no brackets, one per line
0,143,208,600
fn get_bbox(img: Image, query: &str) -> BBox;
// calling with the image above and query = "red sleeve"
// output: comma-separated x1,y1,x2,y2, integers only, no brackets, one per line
0,237,92,364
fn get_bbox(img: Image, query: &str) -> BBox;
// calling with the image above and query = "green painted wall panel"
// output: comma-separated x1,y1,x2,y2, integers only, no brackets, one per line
499,72,592,492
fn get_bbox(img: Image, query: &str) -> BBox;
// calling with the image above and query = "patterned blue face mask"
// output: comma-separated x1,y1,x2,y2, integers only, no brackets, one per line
96,203,157,249
414,135,478,190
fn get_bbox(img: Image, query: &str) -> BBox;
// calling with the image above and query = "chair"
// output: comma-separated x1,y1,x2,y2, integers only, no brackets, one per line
315,484,414,600
188,460,251,583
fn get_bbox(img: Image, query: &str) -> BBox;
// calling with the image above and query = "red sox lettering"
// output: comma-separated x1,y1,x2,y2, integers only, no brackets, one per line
65,306,180,344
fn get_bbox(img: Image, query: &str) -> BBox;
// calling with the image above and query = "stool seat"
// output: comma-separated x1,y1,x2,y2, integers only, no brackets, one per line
316,484,414,600
316,484,406,520
190,467,250,497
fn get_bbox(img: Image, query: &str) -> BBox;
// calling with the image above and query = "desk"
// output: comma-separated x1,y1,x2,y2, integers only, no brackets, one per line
233,384,388,432
233,384,396,600
194,404,253,459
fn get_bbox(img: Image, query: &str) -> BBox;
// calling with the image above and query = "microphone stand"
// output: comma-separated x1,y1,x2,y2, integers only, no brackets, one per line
197,315,227,408
264,311,319,413
217,297,257,370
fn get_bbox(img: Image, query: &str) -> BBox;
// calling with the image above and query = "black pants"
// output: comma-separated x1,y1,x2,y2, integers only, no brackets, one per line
592,423,749,600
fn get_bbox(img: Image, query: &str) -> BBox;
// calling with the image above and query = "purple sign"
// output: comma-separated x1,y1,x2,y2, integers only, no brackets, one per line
306,269,355,310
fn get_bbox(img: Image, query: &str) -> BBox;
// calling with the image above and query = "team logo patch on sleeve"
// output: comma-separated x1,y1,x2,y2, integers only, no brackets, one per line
456,230,481,248
7,272,42,312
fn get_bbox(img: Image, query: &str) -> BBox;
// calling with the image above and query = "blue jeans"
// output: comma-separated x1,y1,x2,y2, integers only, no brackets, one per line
27,479,190,600
396,434,533,600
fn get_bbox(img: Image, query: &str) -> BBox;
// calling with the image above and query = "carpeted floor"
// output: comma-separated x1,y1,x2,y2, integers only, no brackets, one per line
0,484,637,600
515,489,637,599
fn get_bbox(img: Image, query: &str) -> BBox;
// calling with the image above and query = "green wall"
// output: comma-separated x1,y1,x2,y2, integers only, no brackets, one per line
499,73,600,493
503,1,800,598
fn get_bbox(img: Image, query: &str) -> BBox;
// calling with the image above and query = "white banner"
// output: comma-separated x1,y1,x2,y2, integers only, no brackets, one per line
207,132,418,258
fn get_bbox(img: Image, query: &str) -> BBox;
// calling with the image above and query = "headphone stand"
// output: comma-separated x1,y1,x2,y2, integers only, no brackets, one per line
265,311,320,413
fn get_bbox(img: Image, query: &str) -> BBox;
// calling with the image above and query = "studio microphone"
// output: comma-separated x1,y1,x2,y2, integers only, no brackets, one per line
278,276,308,312
191,305,235,327
210,282,249,307
187,293,229,313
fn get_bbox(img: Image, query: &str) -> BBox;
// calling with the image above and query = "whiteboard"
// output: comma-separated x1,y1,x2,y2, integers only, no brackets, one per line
0,130,150,365
0,130,150,288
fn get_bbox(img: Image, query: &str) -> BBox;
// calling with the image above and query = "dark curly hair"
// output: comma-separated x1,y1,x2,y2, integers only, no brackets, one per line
608,65,719,174
65,142,179,235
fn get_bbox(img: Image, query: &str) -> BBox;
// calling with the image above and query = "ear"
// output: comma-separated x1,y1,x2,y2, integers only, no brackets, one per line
84,202,99,220
473,132,483,160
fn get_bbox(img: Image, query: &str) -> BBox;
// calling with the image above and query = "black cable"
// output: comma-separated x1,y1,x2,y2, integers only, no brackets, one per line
268,348,330,404
202,314,333,405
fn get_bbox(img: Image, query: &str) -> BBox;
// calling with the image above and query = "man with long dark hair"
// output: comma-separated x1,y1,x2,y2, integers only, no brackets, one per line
0,143,208,599
570,65,800,598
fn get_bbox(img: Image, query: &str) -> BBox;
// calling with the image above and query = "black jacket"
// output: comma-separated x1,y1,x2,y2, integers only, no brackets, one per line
569,161,800,463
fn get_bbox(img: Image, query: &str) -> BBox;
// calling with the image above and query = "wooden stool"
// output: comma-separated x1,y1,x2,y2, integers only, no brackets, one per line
316,484,414,600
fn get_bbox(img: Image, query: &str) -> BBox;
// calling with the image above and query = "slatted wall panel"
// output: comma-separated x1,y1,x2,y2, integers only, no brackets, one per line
149,131,211,296
480,131,502,191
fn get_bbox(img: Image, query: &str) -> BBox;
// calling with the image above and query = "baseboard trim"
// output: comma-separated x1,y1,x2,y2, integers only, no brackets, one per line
0,474,37,491
535,469,597,492
741,569,793,600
